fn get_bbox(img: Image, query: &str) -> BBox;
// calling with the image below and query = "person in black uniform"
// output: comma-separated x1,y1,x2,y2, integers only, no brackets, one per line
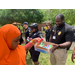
22,22,32,44
22,22,32,56
45,25,51,42
29,23,42,65
50,14,74,65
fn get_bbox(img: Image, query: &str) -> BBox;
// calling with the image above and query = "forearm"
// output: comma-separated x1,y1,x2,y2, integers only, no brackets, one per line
59,42,72,48
24,40,34,52
24,38,41,51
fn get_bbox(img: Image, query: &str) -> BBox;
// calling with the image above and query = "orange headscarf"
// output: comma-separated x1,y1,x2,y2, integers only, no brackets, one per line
0,24,26,65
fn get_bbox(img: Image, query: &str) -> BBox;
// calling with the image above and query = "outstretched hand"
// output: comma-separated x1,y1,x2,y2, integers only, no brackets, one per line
33,38,41,44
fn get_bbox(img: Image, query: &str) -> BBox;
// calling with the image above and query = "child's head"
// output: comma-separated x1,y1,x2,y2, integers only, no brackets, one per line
1,24,21,50
30,23,38,33
11,35,21,49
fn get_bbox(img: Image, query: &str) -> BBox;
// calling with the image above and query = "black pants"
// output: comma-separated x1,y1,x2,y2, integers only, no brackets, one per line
29,47,40,62
46,37,50,42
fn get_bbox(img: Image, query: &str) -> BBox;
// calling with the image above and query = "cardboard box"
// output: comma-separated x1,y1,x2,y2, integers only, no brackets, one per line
35,41,54,54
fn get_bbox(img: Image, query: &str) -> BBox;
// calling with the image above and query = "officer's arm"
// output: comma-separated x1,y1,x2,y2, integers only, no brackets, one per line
59,42,72,48
51,42,72,53
28,29,32,37
59,27,74,48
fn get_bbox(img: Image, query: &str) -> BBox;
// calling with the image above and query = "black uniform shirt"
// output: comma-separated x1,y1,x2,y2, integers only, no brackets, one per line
25,27,32,40
51,23,74,44
45,29,51,37
30,31,42,50
30,31,42,39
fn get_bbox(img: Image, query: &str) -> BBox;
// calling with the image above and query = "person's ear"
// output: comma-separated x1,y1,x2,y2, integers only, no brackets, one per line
62,19,64,22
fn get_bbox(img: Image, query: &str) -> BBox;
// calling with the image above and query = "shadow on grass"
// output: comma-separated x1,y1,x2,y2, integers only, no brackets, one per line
26,51,34,65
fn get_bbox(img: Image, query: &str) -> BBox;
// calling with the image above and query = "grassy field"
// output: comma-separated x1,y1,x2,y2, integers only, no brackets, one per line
26,50,75,65
22,37,75,65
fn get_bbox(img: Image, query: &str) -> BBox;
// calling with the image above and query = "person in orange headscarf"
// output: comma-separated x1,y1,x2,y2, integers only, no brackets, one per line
0,24,40,65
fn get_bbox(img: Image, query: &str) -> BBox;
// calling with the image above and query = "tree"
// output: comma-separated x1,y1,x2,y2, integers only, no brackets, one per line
0,9,44,26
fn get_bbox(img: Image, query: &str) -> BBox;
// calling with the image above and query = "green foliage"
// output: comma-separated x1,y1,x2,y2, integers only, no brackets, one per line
0,9,44,26
42,9,75,26
0,9,75,26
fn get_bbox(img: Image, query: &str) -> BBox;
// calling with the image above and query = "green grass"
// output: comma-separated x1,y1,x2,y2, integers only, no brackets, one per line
23,37,73,65
26,50,75,65
65,50,75,65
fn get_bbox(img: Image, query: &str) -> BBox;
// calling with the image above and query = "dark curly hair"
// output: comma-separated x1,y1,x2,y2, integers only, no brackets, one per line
56,14,64,20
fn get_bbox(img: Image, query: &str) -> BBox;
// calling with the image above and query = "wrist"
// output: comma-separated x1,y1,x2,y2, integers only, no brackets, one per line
58,44,60,48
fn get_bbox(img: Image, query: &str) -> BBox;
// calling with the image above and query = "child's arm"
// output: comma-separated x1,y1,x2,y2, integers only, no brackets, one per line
24,40,34,52
24,38,40,51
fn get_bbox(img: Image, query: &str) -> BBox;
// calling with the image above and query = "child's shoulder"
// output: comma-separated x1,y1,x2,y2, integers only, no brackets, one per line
17,45,25,50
